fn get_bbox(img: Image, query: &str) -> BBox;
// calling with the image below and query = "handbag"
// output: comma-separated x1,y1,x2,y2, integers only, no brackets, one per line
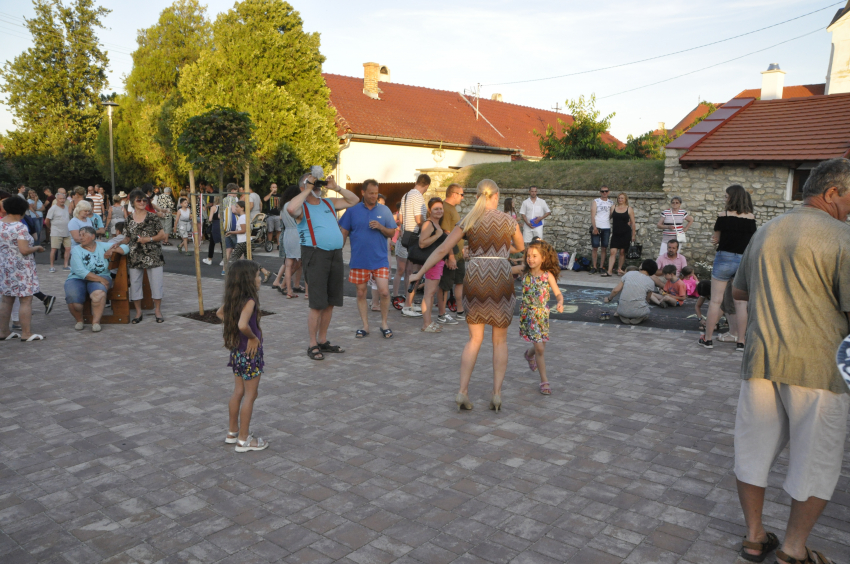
399,193,418,249
626,242,642,260
672,212,687,244
407,220,446,265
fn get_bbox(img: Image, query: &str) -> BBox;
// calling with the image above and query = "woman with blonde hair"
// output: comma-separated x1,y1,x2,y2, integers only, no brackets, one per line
411,179,524,412
606,192,635,276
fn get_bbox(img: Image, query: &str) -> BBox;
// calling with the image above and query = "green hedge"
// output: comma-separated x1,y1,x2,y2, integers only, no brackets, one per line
449,159,664,192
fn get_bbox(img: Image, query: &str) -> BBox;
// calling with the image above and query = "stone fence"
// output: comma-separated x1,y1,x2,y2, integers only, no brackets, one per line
456,188,670,258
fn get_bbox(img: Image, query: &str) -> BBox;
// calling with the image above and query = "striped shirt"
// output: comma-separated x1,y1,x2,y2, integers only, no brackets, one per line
660,209,689,237
401,189,426,233
90,193,104,215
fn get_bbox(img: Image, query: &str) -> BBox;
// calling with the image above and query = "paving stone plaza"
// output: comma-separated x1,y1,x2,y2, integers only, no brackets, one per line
2,272,849,564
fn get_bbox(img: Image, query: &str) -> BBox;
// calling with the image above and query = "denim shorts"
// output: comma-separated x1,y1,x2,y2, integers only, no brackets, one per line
64,277,110,304
225,234,238,250
712,250,742,282
591,228,611,248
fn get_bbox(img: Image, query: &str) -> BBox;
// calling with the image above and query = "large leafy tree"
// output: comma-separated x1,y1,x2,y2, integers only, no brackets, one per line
95,0,211,188
1,0,110,188
537,95,622,160
176,0,337,190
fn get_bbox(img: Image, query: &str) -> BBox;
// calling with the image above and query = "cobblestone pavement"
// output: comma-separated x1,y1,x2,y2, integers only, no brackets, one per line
2,271,849,564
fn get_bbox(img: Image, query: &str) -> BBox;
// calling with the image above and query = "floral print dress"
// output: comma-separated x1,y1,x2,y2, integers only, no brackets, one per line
124,212,165,270
0,221,38,297
519,272,551,343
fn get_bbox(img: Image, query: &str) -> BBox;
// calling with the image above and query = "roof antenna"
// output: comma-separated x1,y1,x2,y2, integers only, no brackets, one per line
552,102,562,113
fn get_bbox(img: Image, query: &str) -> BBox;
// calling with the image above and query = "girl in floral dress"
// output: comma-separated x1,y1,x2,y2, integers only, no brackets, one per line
512,240,563,395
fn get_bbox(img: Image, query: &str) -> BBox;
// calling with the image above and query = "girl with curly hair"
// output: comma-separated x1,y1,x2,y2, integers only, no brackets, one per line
216,260,268,452
511,239,563,395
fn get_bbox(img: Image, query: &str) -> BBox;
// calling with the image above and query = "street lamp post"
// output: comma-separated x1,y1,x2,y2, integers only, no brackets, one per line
101,101,118,198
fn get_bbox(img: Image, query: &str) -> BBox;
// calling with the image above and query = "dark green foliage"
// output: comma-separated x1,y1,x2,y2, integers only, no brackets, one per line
537,95,622,160
177,106,256,174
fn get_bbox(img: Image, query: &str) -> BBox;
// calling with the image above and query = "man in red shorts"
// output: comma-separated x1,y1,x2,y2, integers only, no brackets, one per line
339,179,397,339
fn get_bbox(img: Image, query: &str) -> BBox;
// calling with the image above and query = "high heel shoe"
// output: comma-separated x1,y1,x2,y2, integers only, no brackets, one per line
455,393,473,411
489,394,502,412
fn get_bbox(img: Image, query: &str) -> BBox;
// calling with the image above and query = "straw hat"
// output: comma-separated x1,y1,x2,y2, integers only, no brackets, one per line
117,191,128,199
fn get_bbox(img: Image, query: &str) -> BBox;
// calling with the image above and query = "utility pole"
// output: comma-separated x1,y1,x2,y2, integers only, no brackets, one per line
476,83,481,120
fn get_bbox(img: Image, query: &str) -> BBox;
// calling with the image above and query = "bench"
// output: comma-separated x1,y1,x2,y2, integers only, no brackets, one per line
82,254,153,324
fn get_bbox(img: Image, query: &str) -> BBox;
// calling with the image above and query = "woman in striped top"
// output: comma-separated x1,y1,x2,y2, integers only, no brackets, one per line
656,196,693,255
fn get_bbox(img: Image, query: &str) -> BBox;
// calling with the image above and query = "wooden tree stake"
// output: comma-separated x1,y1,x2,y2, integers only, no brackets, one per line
244,164,252,260
188,169,204,315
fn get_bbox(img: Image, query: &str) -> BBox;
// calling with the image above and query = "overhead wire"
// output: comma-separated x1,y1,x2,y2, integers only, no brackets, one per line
0,10,136,57
598,28,822,99
481,1,843,87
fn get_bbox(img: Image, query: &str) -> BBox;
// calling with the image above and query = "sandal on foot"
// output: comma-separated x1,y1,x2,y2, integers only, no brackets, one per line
235,434,268,452
307,345,324,360
421,322,442,333
355,329,369,338
2,332,20,341
155,316,165,323
225,431,239,444
262,271,272,283
23,334,45,342
286,293,296,299
740,532,779,562
131,314,143,324
380,327,393,339
600,271,612,277
524,349,538,371
539,382,551,395
318,341,344,353
774,547,833,564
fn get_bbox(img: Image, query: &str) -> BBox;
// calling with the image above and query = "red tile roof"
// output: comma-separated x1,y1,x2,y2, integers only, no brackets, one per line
669,103,719,134
678,93,850,162
323,74,623,158
733,83,825,100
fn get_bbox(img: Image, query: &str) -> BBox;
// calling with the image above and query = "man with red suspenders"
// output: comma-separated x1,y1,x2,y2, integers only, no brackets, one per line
287,170,360,361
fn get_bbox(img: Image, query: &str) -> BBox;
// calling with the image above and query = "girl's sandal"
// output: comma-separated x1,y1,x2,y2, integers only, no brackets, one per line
739,532,779,562
235,434,268,452
524,349,538,372
774,548,834,564
539,382,551,395
225,431,238,444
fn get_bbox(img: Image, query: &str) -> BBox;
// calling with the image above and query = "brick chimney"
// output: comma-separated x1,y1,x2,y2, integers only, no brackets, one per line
760,63,785,100
491,93,503,102
363,62,380,99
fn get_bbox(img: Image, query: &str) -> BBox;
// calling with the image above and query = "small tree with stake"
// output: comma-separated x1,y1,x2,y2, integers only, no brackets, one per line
177,105,256,314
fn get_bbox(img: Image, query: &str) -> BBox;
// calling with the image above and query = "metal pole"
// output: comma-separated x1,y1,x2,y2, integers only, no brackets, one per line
108,107,116,198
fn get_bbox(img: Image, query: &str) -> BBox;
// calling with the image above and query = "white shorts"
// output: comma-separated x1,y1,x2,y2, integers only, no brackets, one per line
522,225,543,243
734,378,850,502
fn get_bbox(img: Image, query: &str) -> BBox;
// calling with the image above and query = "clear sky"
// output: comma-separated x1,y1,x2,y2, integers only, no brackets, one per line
0,0,841,142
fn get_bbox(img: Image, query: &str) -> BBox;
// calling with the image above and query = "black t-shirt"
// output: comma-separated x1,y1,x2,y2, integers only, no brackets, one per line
266,193,282,215
714,214,757,254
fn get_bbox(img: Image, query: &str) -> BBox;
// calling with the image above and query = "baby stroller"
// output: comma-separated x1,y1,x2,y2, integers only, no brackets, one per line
249,213,274,253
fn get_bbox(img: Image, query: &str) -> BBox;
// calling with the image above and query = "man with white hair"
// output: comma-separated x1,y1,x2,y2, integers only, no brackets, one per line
287,170,359,360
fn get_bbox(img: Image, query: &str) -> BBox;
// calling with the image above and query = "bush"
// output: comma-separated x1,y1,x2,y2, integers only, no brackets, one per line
449,159,664,192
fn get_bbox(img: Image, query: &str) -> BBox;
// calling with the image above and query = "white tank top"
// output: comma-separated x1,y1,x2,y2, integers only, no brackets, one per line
594,198,613,229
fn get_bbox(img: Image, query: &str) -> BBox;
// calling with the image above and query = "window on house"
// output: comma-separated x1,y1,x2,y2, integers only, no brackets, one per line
791,169,811,201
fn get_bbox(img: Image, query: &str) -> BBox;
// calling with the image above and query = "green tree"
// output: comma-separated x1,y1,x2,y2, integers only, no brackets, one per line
95,0,212,188
622,130,672,160
537,95,622,160
177,106,256,190
176,0,337,190
0,0,110,188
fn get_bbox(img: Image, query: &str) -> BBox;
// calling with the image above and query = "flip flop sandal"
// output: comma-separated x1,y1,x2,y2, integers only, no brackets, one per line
318,341,345,353
539,382,551,395
23,334,45,342
380,327,393,339
524,349,538,371
600,272,612,277
2,332,21,341
739,532,779,562
774,547,833,564
307,345,324,360
355,329,369,338
286,294,296,299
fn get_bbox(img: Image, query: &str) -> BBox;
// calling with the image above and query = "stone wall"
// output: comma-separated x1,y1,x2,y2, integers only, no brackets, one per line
663,148,798,261
455,188,669,258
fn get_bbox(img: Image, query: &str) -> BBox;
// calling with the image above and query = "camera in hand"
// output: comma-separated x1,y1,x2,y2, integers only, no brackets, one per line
312,179,328,188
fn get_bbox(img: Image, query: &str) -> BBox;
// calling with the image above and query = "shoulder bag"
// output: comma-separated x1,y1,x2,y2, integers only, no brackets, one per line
407,220,447,265
672,211,687,244
400,193,417,249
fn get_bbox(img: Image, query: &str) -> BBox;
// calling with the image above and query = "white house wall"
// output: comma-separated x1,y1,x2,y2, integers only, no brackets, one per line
336,141,511,185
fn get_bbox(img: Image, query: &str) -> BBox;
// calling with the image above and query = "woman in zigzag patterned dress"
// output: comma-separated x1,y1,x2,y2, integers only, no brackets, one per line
410,179,525,412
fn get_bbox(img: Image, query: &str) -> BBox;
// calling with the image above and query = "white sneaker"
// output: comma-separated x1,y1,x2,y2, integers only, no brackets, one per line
401,307,422,317
202,258,212,265
412,304,422,313
437,314,458,325
219,260,224,266
74,322,84,331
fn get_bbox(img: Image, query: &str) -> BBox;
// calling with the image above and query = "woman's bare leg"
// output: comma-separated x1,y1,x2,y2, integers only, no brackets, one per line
705,279,728,341
734,299,748,345
617,249,626,273
90,290,106,324
607,248,617,275
18,296,33,339
0,295,14,338
422,278,439,329
492,326,508,395
459,323,485,395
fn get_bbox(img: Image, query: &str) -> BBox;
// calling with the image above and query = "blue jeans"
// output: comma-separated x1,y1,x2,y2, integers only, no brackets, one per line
591,228,611,248
712,250,742,281
64,277,110,304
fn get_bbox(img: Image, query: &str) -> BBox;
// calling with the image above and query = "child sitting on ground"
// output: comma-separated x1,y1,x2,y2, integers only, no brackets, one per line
694,280,738,343
680,265,699,297
653,264,687,307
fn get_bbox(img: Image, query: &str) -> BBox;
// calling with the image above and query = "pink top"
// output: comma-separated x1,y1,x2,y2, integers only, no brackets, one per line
656,253,687,275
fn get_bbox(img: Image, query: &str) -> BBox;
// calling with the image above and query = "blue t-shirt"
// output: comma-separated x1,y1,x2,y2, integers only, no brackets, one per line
339,202,396,270
297,199,343,251
68,241,130,281
67,217,93,246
